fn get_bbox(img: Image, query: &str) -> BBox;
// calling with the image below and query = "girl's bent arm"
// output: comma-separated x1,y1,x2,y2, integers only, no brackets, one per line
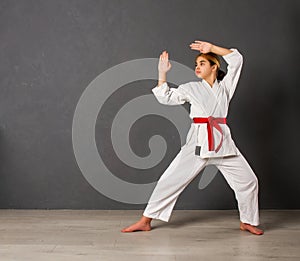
154,51,189,105
190,40,232,56
222,49,243,100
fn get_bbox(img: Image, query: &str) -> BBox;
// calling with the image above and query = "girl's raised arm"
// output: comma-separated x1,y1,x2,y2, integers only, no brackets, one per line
190,40,232,56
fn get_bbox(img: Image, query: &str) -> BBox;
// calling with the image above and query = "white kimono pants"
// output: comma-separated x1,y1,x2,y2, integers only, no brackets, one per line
143,141,260,226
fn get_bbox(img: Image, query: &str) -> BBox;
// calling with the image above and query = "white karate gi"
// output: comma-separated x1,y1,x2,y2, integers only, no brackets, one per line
143,49,260,226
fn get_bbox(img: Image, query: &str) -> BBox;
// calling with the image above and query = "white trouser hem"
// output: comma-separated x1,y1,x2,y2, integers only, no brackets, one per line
240,218,260,226
143,211,170,222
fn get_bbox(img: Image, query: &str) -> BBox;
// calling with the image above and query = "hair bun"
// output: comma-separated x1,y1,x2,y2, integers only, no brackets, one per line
217,70,226,81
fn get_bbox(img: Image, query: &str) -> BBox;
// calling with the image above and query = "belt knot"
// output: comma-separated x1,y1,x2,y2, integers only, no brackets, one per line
193,117,227,153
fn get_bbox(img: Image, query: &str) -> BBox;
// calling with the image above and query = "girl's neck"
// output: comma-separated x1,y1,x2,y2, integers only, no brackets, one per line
203,75,217,88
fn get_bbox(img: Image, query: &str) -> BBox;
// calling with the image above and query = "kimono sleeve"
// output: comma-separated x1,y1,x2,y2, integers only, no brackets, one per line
152,82,190,105
222,49,243,100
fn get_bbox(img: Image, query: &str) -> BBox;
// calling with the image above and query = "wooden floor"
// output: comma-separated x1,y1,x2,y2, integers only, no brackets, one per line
0,210,299,260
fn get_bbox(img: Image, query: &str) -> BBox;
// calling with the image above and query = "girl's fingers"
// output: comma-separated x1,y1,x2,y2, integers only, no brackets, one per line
161,51,169,60
190,45,201,51
191,40,204,46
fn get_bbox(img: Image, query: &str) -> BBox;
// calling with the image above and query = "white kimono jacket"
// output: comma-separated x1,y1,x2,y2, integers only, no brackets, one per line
152,49,243,158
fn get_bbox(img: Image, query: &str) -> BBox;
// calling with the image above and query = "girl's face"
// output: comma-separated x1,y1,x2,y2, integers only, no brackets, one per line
195,56,216,80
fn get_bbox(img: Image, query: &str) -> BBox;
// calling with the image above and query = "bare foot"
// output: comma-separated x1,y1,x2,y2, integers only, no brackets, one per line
240,222,264,235
121,217,152,233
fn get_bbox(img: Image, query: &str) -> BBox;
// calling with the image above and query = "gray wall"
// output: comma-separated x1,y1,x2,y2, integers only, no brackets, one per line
0,0,299,209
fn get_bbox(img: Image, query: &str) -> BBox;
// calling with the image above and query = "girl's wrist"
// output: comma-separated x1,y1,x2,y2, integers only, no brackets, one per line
158,71,167,80
210,44,217,53
158,71,167,86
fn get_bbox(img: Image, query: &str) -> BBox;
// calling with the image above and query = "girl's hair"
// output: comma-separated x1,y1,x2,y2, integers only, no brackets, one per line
195,52,226,81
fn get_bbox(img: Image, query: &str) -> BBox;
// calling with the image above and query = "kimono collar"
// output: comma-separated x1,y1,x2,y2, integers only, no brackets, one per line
199,78,220,88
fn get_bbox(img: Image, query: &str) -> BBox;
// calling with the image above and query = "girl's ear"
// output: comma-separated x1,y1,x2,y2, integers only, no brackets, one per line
212,64,218,72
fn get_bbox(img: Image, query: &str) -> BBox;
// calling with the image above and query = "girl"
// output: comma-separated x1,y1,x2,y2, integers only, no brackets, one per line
122,40,264,235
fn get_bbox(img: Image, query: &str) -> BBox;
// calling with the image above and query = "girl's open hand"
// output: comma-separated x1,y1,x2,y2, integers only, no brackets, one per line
158,51,172,73
190,40,213,53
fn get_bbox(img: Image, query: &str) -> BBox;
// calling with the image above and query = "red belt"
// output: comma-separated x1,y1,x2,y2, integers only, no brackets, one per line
193,117,227,153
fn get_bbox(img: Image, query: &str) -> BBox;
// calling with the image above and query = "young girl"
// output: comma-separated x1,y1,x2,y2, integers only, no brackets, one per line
122,40,264,235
